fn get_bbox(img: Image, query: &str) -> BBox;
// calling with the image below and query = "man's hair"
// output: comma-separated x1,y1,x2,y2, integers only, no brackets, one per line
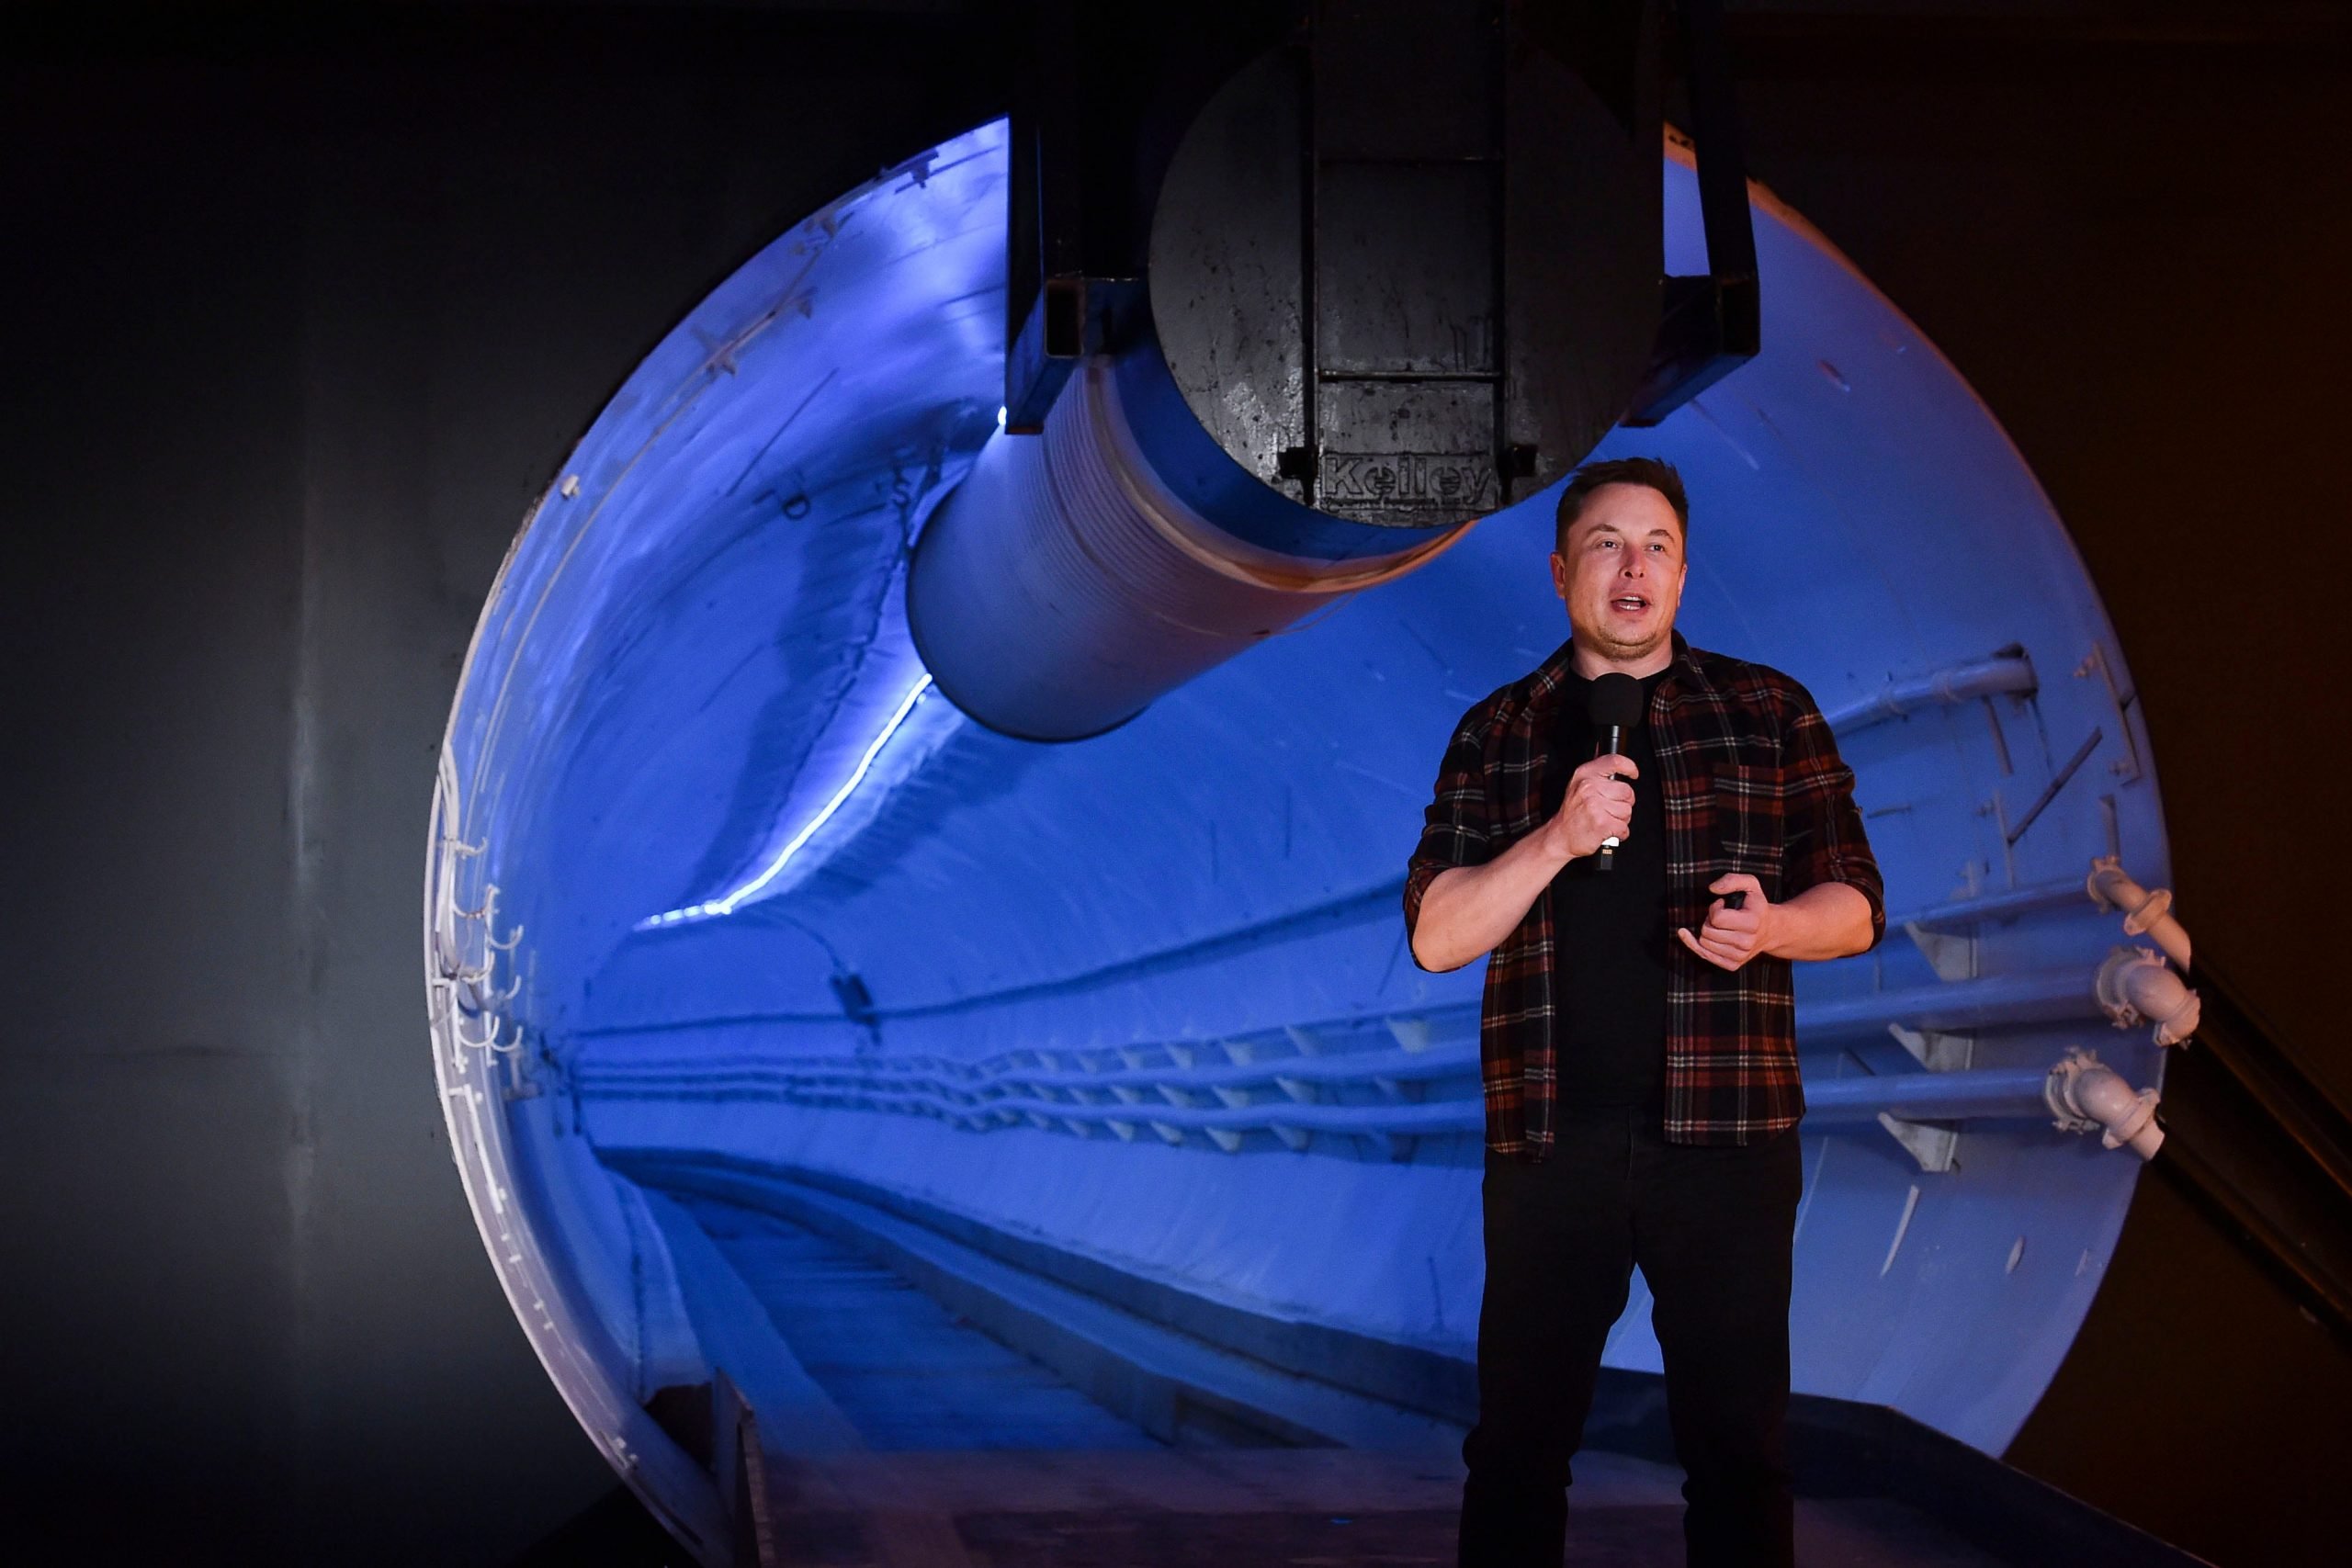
1554,457,1690,553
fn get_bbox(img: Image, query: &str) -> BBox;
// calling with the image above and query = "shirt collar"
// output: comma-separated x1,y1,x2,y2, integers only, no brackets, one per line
1526,628,1704,715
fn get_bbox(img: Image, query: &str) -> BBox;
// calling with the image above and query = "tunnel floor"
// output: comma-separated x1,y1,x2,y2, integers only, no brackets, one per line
643,1185,2021,1567
687,1197,1162,1453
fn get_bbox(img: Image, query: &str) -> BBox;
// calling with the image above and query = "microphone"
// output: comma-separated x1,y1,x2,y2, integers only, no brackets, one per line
1586,672,1645,873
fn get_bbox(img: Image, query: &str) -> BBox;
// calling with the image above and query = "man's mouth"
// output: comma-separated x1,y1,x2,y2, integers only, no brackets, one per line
1610,595,1650,614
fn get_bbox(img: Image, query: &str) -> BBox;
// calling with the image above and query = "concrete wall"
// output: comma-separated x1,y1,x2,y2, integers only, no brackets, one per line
0,11,995,1562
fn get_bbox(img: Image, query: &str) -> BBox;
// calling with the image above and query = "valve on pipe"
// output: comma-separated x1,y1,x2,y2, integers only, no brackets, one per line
2047,1049,2165,1161
909,0,1758,740
2088,854,2193,971
2097,946,2202,1049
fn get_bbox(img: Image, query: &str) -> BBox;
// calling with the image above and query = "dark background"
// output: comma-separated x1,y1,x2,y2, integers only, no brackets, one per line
2,3,2346,1563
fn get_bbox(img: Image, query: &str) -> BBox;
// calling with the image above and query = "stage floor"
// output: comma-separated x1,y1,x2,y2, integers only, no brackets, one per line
678,1195,2016,1566
754,1447,2012,1566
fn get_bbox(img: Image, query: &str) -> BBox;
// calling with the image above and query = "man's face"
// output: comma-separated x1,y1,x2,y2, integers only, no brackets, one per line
1549,482,1688,664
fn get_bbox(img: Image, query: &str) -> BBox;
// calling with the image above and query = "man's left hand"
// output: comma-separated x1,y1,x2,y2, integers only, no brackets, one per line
1676,874,1776,972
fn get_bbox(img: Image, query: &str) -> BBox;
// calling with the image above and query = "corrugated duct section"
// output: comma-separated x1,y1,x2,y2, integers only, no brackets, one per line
907,360,1467,742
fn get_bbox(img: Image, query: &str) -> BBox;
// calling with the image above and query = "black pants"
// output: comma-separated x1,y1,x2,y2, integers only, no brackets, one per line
1457,1103,1804,1568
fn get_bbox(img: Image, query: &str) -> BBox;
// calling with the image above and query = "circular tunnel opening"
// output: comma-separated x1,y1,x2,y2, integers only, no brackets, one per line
424,119,2178,1555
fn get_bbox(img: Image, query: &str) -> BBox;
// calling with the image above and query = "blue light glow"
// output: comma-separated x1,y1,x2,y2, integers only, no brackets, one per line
440,119,2175,1506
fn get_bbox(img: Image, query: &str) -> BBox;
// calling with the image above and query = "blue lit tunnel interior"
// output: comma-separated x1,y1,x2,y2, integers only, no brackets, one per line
425,121,2172,1538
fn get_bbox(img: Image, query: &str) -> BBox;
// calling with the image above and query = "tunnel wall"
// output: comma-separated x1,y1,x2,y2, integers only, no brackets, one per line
435,118,2170,1489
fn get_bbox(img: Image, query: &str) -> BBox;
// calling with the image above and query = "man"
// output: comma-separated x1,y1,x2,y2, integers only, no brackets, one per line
1403,457,1884,1568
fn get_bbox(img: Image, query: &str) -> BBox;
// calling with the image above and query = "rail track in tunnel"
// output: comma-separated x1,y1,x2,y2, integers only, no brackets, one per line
608,1156,2201,1568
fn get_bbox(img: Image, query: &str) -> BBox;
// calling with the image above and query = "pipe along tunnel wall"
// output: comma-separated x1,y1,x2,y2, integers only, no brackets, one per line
424,121,2176,1551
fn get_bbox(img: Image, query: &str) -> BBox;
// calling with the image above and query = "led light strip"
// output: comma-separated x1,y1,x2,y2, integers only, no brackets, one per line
638,673,934,930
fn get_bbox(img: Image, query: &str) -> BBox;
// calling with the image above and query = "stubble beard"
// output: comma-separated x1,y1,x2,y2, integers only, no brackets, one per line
1575,608,1672,665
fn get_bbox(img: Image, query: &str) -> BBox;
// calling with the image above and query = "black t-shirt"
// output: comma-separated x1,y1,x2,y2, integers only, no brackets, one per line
1548,665,1673,1113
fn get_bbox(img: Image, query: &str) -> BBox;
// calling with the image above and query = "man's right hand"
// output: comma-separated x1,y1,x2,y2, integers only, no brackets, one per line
1410,752,1640,971
1548,753,1638,861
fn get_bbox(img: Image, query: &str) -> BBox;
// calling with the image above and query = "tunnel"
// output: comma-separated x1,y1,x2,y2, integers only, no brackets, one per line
423,91,2189,1568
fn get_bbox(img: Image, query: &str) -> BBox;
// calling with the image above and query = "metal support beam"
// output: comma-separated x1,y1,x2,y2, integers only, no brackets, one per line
1623,0,1759,424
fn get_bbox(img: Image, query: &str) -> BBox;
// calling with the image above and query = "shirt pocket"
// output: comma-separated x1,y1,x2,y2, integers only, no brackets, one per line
1711,761,1786,897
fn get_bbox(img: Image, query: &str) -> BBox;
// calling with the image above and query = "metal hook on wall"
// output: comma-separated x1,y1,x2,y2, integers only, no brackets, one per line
455,882,526,951
487,910,526,953
454,1010,523,1055
453,881,500,926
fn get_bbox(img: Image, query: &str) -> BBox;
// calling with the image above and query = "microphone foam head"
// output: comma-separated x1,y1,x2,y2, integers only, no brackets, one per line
1587,671,1645,728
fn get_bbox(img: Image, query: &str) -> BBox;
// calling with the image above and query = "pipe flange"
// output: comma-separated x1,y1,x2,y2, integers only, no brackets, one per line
2099,1087,2161,1152
2043,1050,2104,1134
2086,853,2171,932
2151,987,2201,1047
2120,885,2175,939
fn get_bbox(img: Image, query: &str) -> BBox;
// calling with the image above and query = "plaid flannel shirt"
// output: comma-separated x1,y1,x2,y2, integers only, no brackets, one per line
1404,632,1885,1156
